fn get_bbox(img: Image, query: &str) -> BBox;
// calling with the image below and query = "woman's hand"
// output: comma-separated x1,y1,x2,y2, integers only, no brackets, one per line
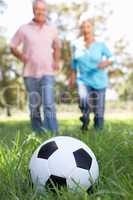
98,60,112,69
69,78,75,89
69,71,76,89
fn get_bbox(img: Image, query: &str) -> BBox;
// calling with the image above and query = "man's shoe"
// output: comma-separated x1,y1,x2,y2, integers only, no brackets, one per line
32,126,46,134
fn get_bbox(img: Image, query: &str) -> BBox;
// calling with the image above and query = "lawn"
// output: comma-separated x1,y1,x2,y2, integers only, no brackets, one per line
0,115,133,200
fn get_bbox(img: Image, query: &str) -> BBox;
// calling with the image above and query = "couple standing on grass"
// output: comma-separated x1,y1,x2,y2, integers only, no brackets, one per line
10,0,114,135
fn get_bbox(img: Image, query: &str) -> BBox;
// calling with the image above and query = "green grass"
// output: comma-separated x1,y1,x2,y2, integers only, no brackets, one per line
0,117,133,200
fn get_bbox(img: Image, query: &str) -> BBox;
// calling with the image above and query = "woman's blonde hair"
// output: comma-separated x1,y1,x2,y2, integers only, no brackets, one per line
79,18,94,27
79,18,95,36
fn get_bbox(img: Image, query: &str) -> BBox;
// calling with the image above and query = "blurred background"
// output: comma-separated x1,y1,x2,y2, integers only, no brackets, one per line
0,0,132,118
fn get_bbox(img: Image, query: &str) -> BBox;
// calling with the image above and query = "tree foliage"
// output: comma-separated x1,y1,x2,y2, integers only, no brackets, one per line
0,0,7,14
0,0,132,113
110,38,133,99
0,37,26,116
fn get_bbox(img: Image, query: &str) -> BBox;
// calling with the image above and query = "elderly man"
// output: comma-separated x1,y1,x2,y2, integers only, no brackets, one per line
10,0,60,134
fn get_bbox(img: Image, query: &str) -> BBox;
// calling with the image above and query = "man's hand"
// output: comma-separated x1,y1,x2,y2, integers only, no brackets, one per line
11,47,28,64
20,54,28,64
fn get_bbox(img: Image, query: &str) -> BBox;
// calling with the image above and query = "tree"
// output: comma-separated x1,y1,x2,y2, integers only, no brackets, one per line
0,37,26,116
0,0,7,35
118,72,133,101
0,0,7,14
109,38,133,100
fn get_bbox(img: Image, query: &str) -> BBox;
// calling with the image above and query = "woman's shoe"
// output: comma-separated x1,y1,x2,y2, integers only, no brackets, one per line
80,116,89,131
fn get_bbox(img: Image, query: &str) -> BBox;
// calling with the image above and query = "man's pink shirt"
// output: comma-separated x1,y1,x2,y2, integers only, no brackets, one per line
10,20,60,78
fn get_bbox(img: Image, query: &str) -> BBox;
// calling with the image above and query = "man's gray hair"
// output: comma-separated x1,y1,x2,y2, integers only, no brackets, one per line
32,0,47,9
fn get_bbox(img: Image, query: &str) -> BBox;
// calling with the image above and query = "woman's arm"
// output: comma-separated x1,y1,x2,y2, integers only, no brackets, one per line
69,70,76,89
98,59,113,69
98,42,114,69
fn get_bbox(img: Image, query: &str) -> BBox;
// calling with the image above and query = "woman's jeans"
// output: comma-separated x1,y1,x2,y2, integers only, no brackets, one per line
78,83,106,129
24,75,58,133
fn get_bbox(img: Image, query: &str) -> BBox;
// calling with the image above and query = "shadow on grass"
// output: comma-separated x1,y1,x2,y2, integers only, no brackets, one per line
0,118,132,146
0,120,31,145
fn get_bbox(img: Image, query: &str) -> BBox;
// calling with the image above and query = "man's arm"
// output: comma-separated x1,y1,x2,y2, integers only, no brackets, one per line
52,43,61,70
10,26,27,63
10,47,27,63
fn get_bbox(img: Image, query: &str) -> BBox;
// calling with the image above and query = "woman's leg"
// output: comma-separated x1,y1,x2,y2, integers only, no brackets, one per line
78,83,90,130
92,88,106,130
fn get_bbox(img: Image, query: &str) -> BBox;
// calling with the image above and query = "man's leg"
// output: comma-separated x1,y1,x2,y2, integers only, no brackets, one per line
93,89,106,130
78,83,90,131
41,75,58,134
24,77,43,133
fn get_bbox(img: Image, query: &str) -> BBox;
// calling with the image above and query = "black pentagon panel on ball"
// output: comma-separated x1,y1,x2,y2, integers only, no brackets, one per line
46,175,67,191
73,148,92,170
38,141,58,159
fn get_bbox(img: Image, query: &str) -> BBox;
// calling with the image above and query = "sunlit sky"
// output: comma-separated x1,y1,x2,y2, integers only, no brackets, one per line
0,0,133,52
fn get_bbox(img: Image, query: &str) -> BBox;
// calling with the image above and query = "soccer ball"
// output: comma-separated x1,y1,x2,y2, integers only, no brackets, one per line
29,136,99,192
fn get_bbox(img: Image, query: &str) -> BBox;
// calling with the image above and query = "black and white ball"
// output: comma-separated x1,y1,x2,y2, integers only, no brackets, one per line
29,136,99,192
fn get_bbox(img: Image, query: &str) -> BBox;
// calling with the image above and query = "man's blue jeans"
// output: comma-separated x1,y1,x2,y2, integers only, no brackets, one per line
24,75,58,133
78,83,106,129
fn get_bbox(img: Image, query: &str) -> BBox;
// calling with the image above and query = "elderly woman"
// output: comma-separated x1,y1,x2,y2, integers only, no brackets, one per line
69,18,114,131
